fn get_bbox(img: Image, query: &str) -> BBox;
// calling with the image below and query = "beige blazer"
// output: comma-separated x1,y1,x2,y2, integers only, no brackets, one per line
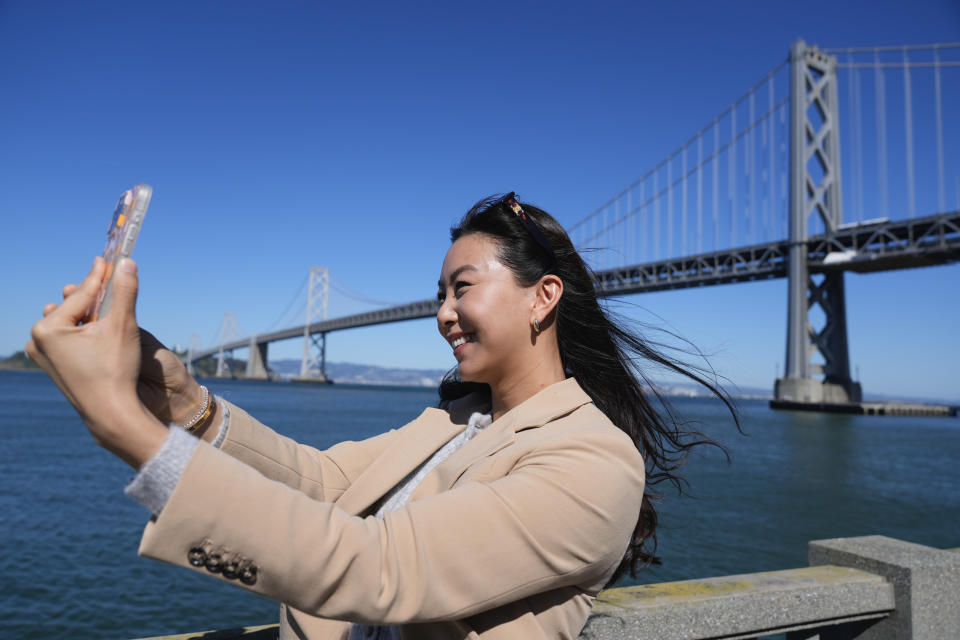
138,377,645,639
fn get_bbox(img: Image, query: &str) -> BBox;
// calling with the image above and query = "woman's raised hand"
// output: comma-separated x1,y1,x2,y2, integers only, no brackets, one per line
41,266,215,437
26,257,167,468
137,328,218,435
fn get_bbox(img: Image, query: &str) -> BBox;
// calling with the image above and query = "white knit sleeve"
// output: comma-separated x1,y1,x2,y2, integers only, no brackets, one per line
124,397,230,516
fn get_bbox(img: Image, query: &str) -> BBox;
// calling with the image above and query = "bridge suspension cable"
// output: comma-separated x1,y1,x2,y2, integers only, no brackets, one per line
832,43,960,225
568,57,789,235
576,95,790,248
568,40,960,273
568,57,792,272
330,275,402,307
263,271,310,333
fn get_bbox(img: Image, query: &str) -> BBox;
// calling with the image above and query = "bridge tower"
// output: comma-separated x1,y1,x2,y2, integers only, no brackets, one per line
186,333,203,376
215,312,239,378
775,40,861,405
298,266,331,382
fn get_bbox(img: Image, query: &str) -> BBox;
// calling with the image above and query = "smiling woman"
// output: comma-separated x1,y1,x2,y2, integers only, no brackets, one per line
438,194,740,582
26,192,737,640
437,232,565,400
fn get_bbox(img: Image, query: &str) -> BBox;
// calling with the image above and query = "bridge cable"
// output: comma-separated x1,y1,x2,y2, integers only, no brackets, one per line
626,184,633,263
681,145,687,256
568,57,789,235
730,101,737,248
749,91,756,244
903,47,916,218
875,48,889,220
855,56,864,223
780,101,787,239
263,271,310,333
580,96,790,246
206,326,221,350
667,152,673,259
697,132,703,254
653,171,660,261
934,48,946,213
846,52,861,223
767,73,776,236
713,123,719,250
572,42,958,261
272,299,308,336
330,276,402,307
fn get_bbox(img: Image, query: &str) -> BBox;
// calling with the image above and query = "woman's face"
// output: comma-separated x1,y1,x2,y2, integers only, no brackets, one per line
437,233,536,386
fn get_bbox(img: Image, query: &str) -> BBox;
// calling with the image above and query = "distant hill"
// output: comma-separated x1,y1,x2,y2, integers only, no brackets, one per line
0,351,40,370
269,359,448,387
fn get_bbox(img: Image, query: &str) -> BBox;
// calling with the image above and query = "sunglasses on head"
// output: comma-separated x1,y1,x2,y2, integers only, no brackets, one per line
498,192,555,259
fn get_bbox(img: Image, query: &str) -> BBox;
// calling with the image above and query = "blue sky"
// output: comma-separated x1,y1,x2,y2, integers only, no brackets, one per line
1,0,958,401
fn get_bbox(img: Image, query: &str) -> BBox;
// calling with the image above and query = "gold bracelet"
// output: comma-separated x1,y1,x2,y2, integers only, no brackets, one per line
180,385,214,433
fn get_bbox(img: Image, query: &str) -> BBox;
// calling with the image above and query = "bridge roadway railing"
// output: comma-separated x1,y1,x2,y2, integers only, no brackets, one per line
188,298,442,362
188,210,960,364
593,210,960,297
810,210,960,274
131,535,960,639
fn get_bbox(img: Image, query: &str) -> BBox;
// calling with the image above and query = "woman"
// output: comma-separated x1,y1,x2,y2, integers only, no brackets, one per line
27,193,731,639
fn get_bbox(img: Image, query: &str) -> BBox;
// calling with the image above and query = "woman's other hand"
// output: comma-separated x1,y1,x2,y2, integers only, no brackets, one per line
136,329,220,441
26,257,167,468
138,328,205,424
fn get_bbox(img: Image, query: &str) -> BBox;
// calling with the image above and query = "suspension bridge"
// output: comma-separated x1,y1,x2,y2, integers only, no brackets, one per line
185,39,960,410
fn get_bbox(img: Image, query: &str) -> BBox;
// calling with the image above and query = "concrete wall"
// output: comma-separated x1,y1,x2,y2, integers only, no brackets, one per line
132,536,959,640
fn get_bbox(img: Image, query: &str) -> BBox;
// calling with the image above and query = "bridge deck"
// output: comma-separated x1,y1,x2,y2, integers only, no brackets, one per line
189,211,960,362
594,210,960,296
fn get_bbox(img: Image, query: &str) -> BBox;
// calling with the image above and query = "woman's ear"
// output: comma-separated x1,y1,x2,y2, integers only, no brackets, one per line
531,274,563,327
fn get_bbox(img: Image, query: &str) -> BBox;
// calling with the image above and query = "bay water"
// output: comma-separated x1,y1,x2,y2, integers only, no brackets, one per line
1,369,957,639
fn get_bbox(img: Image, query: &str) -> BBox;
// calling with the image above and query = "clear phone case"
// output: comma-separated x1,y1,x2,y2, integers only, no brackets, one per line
89,183,152,321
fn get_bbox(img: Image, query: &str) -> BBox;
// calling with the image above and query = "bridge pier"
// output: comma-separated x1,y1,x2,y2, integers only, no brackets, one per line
775,40,861,407
245,336,270,379
775,375,861,405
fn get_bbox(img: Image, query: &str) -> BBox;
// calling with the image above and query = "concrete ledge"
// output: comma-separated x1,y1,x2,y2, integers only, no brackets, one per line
132,538,960,640
579,565,893,640
810,536,960,639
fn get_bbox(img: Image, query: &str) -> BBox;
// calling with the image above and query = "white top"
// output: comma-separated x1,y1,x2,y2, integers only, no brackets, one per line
349,410,492,640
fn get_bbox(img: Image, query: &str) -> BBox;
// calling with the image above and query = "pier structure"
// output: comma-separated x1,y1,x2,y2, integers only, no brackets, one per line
245,335,269,379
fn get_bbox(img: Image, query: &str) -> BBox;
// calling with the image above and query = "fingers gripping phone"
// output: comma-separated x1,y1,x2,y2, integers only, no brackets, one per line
88,184,152,322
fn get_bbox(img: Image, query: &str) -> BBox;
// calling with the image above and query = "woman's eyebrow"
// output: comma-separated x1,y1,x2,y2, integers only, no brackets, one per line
438,265,477,288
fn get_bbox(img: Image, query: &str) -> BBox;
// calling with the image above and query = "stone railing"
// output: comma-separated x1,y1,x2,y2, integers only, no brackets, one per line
133,536,960,640
581,536,959,640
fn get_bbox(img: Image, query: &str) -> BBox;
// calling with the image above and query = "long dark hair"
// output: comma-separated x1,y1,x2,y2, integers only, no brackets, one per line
439,193,739,584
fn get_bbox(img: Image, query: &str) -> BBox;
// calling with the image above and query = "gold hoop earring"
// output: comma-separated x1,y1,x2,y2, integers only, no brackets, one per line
533,318,542,333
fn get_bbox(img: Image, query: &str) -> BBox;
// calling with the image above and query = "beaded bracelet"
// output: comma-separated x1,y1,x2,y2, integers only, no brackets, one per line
180,385,214,433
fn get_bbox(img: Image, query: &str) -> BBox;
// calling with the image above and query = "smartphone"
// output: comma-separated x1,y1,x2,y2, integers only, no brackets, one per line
88,183,152,322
